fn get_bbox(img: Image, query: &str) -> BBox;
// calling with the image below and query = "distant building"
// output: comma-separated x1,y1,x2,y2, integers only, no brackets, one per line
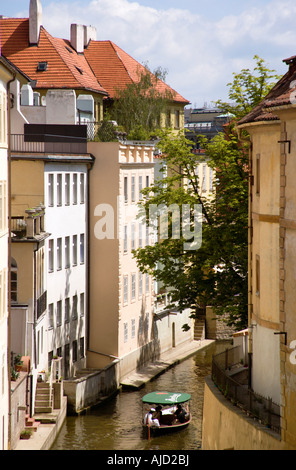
185,107,232,149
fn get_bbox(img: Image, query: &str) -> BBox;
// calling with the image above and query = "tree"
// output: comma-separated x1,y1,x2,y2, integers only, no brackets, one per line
110,65,174,139
216,55,281,119
133,56,280,330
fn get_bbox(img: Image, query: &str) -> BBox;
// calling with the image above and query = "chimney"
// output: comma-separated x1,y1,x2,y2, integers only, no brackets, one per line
70,24,85,53
84,25,97,47
29,0,42,45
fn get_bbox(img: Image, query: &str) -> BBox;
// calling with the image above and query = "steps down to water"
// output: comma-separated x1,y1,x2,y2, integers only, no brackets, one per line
194,317,205,341
34,382,53,414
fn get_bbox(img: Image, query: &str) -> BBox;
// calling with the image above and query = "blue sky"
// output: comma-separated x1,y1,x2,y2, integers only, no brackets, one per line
1,0,295,107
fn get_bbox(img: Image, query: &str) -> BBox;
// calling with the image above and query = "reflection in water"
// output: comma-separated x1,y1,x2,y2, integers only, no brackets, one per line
51,341,230,450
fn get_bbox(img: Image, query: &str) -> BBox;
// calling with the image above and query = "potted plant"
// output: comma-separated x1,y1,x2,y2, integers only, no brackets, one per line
11,368,19,381
20,429,32,440
14,354,24,372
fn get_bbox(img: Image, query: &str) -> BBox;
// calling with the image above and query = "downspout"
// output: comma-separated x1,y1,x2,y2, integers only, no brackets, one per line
86,155,95,353
7,70,16,450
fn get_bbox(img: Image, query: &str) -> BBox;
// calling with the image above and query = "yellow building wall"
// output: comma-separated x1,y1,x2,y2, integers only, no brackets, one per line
10,159,44,216
87,142,121,368
202,377,290,450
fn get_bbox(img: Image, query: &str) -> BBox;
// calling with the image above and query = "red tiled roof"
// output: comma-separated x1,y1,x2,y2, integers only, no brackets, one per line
0,18,107,95
84,40,190,104
238,58,296,126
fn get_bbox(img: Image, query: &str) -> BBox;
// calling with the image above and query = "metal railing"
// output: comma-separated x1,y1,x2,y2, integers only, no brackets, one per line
212,346,281,434
10,134,87,154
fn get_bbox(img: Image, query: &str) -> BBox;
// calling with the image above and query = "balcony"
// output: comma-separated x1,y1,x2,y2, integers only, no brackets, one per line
11,124,88,155
11,205,48,241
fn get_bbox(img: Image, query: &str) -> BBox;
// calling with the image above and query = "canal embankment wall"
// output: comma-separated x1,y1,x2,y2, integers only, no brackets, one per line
202,376,288,450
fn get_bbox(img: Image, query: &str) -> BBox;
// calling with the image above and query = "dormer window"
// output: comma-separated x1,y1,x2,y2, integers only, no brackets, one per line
75,66,83,75
37,62,48,72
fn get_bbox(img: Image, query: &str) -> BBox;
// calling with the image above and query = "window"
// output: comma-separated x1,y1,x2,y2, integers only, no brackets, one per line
48,239,54,272
131,176,135,202
124,225,128,253
48,174,54,206
175,109,180,128
72,340,77,362
73,174,77,204
48,303,54,328
124,176,128,203
123,275,128,304
80,234,85,264
57,300,62,326
65,174,70,205
166,109,171,127
0,269,7,319
139,176,143,200
80,337,85,358
57,238,62,270
256,255,260,296
146,175,149,188
131,273,136,300
37,62,48,72
72,295,78,319
146,225,149,245
0,181,7,233
131,319,136,339
131,224,135,250
80,293,85,316
146,273,149,294
65,236,70,268
256,154,260,195
139,316,143,335
65,297,70,323
57,174,62,206
11,259,17,303
202,165,206,192
139,272,142,298
72,235,77,266
124,322,128,343
0,91,7,144
139,223,142,248
80,173,85,204
209,168,213,192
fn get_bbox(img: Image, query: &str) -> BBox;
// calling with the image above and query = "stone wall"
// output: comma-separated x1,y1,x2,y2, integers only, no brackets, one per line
206,307,236,340
202,376,290,450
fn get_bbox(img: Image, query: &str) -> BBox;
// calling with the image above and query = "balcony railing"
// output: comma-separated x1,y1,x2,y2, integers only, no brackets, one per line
212,346,281,434
11,134,87,154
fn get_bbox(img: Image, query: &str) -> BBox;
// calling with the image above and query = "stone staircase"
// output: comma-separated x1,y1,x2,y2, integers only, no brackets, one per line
25,414,40,433
194,317,205,341
34,382,53,414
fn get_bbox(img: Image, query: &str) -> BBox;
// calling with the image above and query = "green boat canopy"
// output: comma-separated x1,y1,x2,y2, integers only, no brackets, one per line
142,392,191,405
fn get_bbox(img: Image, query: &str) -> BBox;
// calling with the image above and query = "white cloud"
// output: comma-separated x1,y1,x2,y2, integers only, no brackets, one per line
40,0,296,107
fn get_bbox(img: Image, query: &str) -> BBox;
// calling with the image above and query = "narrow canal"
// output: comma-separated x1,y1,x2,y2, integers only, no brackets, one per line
51,341,229,451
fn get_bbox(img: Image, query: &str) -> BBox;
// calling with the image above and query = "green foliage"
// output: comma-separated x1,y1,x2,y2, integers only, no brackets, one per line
133,56,279,330
134,130,249,329
216,55,282,119
110,65,174,138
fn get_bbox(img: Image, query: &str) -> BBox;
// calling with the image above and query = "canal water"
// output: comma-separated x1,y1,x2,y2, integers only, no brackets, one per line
51,341,229,451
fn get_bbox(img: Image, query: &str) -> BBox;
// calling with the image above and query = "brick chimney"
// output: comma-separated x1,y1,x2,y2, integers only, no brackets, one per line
29,0,42,45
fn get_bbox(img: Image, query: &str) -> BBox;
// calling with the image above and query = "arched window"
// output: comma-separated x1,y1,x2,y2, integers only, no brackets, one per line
11,258,17,303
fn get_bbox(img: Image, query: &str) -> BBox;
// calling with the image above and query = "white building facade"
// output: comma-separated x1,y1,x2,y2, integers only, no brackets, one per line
44,161,89,378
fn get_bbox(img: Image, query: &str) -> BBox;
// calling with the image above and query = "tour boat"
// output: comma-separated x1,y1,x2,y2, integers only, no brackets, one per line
142,391,191,437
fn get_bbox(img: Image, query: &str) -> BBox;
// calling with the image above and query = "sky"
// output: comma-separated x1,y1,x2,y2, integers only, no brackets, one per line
1,0,296,108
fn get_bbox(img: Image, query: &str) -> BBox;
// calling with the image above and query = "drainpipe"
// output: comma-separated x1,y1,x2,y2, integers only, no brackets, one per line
7,70,16,451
